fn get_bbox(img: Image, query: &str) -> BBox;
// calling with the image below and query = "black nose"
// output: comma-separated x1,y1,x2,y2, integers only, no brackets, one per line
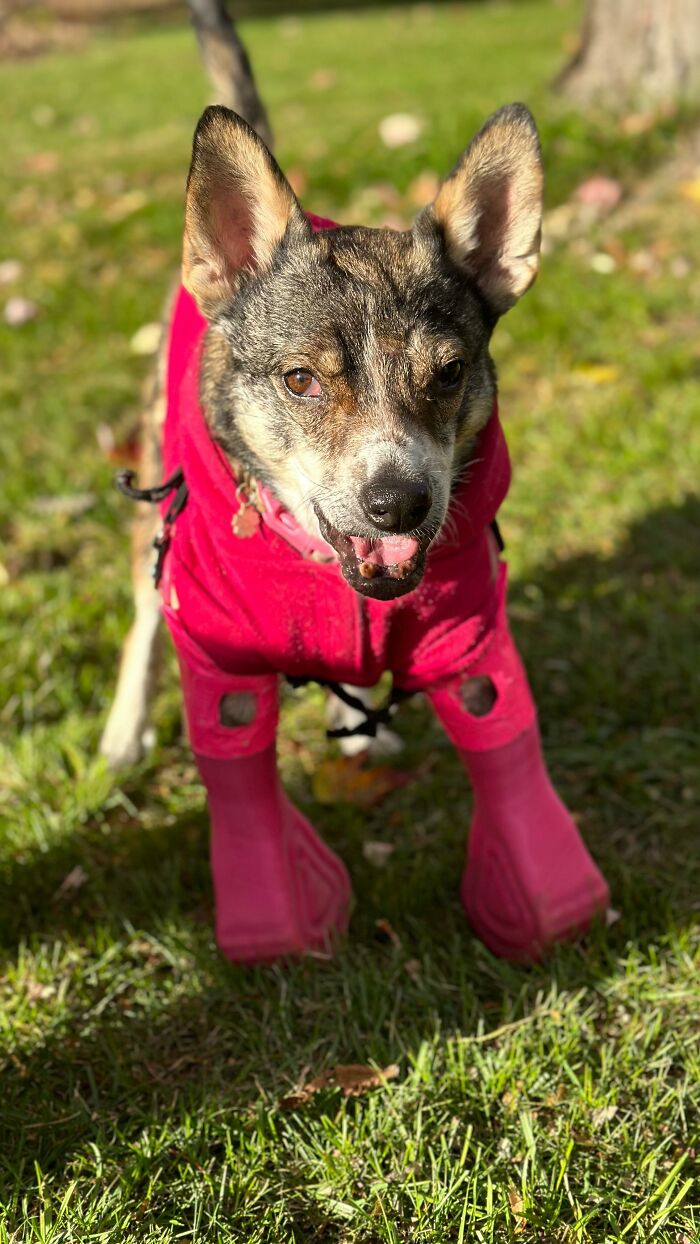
360,477,432,533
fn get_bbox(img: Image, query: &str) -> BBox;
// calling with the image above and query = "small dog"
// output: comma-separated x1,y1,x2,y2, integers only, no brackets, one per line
102,0,609,962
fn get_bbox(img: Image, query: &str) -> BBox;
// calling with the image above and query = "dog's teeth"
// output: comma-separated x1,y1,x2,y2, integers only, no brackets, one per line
359,560,377,578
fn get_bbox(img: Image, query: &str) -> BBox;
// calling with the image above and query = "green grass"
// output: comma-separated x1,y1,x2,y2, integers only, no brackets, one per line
1,3,699,1240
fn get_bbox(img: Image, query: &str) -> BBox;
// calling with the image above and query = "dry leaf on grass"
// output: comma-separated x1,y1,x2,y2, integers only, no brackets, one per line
0,259,22,285
572,363,619,385
52,864,88,902
130,322,162,356
573,175,623,211
378,113,424,148
508,1187,526,1231
362,841,396,868
4,297,38,326
312,756,412,808
679,178,700,205
279,1063,399,1110
591,1103,618,1128
375,917,402,949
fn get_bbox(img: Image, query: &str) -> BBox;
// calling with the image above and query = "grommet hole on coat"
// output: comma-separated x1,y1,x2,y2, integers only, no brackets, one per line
459,675,498,718
219,692,257,727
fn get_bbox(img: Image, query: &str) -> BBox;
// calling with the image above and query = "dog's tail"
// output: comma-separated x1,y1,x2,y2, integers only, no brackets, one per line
187,0,273,149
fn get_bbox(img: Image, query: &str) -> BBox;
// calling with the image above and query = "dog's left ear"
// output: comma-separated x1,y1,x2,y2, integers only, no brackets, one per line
422,103,543,316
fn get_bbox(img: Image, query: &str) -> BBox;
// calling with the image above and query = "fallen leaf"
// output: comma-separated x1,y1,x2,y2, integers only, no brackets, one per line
97,422,140,466
545,1084,567,1107
52,864,88,902
4,297,38,326
26,980,55,1003
24,150,59,175
508,1187,526,1231
312,755,412,808
0,259,22,285
620,111,656,136
309,67,336,91
375,917,402,948
362,841,396,868
591,1103,618,1128
590,251,617,274
279,1063,399,1110
130,322,162,356
572,363,619,385
335,1064,399,1096
378,113,425,149
574,175,623,211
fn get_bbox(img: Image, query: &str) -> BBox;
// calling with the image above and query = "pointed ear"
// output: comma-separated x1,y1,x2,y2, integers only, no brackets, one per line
425,103,543,316
183,105,310,319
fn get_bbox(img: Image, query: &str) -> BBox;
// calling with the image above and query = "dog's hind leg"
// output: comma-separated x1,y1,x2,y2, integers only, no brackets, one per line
100,332,168,770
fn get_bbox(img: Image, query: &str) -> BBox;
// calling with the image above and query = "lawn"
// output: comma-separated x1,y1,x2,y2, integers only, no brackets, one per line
1,2,699,1240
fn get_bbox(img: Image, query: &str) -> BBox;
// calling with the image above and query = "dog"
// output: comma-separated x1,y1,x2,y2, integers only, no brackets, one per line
101,0,609,962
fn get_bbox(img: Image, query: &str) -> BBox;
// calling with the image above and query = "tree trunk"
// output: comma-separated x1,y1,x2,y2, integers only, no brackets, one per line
559,0,700,110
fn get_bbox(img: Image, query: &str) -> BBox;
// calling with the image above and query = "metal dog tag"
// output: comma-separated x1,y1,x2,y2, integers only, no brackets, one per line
232,504,261,538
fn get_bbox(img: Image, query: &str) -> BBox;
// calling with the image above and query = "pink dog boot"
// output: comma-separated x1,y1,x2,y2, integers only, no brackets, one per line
428,563,609,960
459,727,609,960
170,638,351,963
198,747,351,963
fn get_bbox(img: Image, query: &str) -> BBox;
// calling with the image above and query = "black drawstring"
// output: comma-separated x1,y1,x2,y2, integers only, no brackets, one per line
286,675,413,741
115,466,189,586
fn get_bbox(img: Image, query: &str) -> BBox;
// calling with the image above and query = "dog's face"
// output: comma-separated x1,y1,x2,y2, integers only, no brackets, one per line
183,105,542,599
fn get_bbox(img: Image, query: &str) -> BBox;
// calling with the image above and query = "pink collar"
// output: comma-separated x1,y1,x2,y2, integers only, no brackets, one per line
253,481,336,561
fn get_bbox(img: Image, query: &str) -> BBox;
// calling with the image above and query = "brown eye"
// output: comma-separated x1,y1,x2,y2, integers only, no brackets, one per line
437,359,464,390
283,369,322,398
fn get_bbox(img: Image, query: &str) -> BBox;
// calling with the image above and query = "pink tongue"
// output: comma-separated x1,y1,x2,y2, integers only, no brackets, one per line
348,535,420,567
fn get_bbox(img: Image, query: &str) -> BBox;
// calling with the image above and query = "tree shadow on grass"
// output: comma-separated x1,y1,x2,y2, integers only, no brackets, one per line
1,495,698,1205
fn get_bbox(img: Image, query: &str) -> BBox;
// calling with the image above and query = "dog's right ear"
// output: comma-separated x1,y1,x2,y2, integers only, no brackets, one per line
183,105,310,319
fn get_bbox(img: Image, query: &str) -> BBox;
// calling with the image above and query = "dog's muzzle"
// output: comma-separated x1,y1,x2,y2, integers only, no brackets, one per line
314,506,431,600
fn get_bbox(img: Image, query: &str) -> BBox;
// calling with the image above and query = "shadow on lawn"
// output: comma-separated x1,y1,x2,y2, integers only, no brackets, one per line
1,496,698,1171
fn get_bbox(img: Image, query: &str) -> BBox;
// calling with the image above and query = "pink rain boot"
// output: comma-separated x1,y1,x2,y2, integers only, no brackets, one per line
177,643,351,963
429,568,609,960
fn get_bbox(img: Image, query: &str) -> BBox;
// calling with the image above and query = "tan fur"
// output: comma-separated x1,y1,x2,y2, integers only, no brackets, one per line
432,105,543,313
183,110,304,319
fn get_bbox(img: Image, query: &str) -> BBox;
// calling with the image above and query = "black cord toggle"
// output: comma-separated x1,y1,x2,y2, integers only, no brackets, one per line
286,675,413,741
115,466,189,586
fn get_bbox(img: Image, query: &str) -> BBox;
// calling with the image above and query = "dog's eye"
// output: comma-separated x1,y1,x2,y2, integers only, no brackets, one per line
284,369,322,398
436,359,464,390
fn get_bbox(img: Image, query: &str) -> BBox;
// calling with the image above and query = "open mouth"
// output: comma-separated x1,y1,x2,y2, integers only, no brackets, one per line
315,508,430,600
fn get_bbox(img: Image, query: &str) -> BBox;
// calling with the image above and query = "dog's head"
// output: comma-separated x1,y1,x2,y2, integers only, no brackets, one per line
183,104,542,600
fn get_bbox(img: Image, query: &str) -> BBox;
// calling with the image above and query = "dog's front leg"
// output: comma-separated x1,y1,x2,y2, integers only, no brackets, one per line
427,566,609,961
176,647,351,962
